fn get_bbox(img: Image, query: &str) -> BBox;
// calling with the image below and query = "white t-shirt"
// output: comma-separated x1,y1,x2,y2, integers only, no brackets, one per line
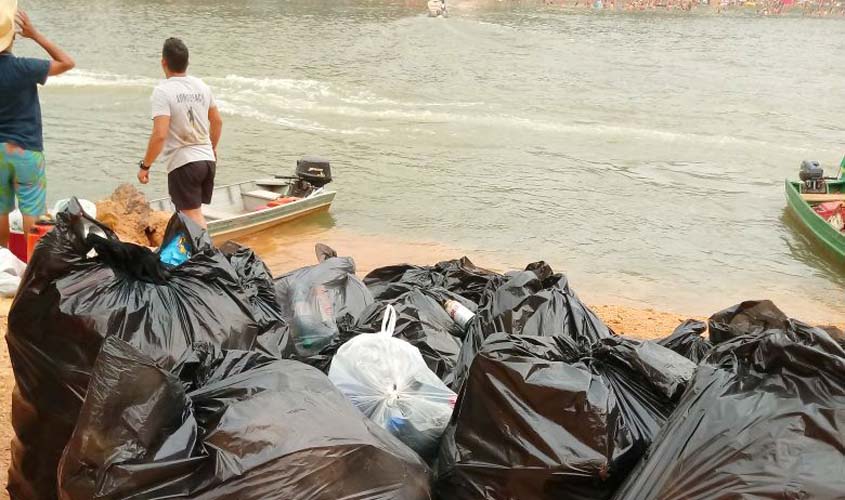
150,75,217,173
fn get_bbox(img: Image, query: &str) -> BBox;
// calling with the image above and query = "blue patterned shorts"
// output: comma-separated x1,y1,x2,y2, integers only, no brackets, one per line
0,142,47,216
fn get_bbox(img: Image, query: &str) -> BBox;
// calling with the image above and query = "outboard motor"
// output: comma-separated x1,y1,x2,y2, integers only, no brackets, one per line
290,156,332,198
800,160,826,194
296,156,332,188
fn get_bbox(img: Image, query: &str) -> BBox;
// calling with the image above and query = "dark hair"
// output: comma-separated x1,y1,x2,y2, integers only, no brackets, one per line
162,37,189,73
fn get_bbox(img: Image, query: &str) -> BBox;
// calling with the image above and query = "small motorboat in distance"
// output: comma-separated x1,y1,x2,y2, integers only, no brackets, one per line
784,156,845,260
149,156,336,243
428,0,448,17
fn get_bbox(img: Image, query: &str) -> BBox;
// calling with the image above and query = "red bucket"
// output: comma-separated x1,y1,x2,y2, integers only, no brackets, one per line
26,221,55,261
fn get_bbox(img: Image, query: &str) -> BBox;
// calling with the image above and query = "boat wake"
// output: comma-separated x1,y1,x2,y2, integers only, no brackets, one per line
45,69,810,152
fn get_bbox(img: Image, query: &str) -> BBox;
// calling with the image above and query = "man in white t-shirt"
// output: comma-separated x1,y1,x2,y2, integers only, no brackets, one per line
137,37,222,228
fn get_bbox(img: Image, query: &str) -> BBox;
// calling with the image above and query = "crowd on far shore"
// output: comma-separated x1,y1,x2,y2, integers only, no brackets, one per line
543,0,845,15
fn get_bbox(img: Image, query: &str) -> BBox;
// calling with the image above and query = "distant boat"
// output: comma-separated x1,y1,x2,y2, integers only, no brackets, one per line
149,157,336,244
428,0,448,17
784,156,845,259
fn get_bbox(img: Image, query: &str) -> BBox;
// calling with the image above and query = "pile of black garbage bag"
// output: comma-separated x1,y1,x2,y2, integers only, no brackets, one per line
58,337,430,499
5,198,845,499
613,300,845,499
5,200,429,500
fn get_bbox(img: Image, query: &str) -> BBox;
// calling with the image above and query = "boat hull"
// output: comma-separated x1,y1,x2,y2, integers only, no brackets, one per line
784,179,845,260
150,180,336,242
210,197,333,243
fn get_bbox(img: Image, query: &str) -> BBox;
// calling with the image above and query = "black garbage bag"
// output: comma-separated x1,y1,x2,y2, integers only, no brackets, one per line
364,257,500,303
657,319,712,363
354,289,464,385
818,325,845,348
473,266,612,342
274,250,373,357
611,311,845,500
58,337,433,500
436,333,695,500
708,299,790,344
220,241,286,330
451,265,614,390
6,200,276,500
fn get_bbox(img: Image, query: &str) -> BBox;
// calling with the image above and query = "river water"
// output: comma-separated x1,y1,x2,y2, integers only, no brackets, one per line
13,0,845,321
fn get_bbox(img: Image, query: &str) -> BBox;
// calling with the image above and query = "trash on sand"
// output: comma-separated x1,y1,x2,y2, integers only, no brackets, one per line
436,333,695,500
59,337,432,500
657,319,712,363
52,198,97,219
330,306,457,462
444,299,475,329
158,231,190,266
354,289,465,385
364,257,500,304
6,199,283,500
274,247,373,358
611,302,845,500
7,217,843,500
707,299,790,343
451,263,614,390
220,241,288,331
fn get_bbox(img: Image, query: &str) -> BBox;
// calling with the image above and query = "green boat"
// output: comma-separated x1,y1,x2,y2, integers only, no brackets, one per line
785,156,845,260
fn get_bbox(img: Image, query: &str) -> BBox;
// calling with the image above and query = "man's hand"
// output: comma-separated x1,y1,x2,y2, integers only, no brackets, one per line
15,10,39,40
15,10,76,77
137,169,150,184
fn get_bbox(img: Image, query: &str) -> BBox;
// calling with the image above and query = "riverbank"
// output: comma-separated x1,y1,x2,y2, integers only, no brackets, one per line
510,0,845,16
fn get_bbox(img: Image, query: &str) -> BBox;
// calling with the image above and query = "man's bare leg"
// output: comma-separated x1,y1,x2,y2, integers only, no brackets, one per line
0,215,9,248
22,215,38,239
181,208,207,229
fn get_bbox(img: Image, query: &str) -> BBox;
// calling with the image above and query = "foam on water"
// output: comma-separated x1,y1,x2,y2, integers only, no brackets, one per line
45,70,808,152
47,69,157,88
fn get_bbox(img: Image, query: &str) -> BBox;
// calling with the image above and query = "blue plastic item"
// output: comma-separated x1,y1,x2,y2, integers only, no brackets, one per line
159,232,190,267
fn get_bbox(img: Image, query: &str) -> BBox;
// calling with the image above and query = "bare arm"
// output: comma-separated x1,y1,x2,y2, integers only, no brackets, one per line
16,10,75,77
137,116,169,184
144,116,171,167
208,106,223,157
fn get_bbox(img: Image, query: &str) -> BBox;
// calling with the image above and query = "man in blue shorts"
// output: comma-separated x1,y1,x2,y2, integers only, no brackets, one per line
0,1,74,246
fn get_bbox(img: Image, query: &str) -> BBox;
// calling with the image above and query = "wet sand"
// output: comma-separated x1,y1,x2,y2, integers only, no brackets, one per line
237,216,845,325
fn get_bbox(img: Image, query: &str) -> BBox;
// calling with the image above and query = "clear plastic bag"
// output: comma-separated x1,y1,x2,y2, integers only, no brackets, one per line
275,253,373,358
329,306,457,461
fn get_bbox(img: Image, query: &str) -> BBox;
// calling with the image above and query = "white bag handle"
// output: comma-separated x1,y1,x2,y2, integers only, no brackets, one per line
380,304,397,337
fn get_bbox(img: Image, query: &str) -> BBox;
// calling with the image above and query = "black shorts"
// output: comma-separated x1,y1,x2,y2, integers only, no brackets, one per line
168,160,216,211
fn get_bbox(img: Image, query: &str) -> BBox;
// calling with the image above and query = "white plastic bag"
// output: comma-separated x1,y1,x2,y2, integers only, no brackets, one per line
52,198,97,219
0,247,26,297
329,305,456,460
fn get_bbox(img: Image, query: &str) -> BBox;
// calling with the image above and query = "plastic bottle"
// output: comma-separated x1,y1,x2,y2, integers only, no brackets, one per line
444,300,475,329
292,285,336,355
387,415,436,460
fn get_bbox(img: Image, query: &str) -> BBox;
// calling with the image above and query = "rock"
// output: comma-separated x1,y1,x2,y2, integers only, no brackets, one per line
95,184,172,247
